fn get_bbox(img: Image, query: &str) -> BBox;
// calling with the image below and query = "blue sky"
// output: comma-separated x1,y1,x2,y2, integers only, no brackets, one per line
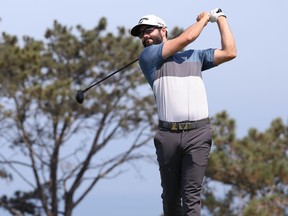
1,1,288,216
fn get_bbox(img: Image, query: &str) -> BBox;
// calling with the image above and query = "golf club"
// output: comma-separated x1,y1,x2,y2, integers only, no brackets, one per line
75,58,139,104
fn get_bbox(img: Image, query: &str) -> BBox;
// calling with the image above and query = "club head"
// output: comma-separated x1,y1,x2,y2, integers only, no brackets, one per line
75,90,84,104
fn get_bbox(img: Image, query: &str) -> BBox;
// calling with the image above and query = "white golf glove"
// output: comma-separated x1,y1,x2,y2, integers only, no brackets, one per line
209,8,226,23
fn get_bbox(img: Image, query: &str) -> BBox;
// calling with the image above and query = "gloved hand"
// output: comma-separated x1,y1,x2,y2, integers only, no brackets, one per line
209,8,226,23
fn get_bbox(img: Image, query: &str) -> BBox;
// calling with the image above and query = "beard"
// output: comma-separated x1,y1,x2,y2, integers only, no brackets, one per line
142,31,163,47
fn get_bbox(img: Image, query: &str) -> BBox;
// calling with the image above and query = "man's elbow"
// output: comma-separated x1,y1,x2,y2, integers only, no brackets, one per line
214,47,237,65
226,48,237,61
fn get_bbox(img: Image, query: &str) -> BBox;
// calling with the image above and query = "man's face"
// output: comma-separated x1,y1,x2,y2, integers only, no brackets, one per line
138,26,163,47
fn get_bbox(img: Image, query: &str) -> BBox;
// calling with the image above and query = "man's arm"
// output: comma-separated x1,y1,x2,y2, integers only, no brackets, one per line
162,13,210,59
213,16,237,65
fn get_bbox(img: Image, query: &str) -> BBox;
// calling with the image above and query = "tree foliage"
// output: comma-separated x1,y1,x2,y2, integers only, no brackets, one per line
204,111,288,215
0,17,157,216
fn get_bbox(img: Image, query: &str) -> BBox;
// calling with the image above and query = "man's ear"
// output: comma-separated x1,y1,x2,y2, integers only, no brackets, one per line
161,28,167,38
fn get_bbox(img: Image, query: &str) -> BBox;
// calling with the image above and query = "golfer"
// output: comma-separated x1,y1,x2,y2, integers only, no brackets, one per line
131,8,236,216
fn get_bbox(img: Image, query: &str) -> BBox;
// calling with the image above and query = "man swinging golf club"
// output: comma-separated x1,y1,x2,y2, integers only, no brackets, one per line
131,8,236,216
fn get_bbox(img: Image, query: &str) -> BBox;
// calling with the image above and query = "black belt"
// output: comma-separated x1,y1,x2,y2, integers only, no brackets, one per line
158,118,210,131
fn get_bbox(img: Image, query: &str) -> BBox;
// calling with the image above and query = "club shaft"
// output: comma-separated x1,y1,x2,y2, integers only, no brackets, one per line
82,58,139,93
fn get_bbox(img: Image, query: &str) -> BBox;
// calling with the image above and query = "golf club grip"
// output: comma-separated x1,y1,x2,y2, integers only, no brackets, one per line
82,58,139,93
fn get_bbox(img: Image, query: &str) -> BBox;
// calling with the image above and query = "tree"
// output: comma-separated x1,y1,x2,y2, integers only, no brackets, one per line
0,18,157,216
204,111,288,215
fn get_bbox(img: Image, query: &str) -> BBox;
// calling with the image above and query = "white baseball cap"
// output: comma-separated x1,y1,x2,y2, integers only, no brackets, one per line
131,14,167,37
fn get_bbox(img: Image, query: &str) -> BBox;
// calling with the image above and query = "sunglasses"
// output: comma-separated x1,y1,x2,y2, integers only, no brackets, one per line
139,26,159,38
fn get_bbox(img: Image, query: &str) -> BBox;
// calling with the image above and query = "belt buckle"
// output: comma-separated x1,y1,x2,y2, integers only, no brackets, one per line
171,122,178,131
179,123,189,130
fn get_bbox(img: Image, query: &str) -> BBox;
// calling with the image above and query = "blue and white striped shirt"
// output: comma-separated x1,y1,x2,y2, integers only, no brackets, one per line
139,43,216,122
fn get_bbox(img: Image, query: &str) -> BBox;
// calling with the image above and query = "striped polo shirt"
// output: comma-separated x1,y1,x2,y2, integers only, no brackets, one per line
139,43,216,122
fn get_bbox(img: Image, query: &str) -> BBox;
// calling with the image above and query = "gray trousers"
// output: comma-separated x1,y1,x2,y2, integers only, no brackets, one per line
154,124,212,216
